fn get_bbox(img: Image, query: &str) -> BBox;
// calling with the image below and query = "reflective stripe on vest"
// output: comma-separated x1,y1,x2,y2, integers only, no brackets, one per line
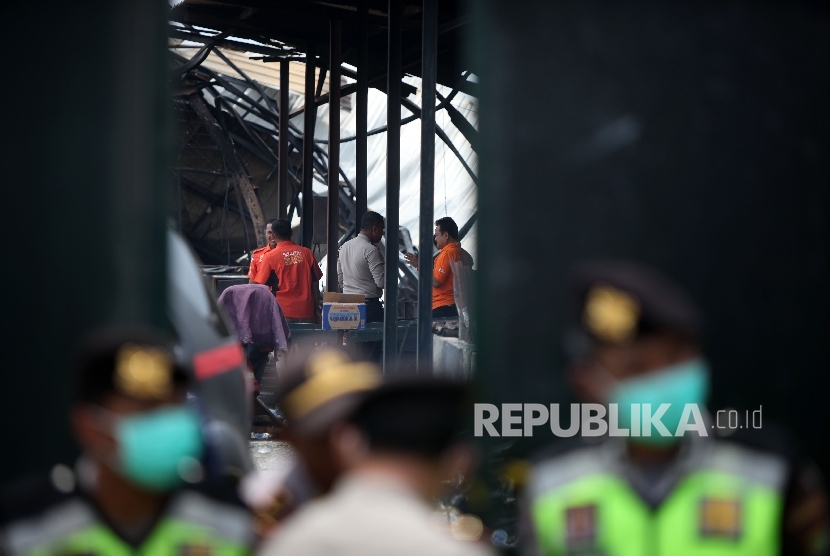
529,441,787,556
5,492,253,556
4,499,98,555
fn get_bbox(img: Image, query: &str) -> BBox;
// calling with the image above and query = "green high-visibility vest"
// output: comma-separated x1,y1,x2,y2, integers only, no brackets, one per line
529,440,787,556
4,490,253,556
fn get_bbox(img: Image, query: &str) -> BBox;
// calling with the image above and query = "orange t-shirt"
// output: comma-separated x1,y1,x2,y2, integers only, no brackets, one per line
254,241,323,318
432,242,471,309
247,245,273,280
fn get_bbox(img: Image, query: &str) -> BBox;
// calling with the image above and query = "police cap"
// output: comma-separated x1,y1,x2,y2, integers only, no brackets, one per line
569,260,703,346
276,346,381,437
75,326,190,404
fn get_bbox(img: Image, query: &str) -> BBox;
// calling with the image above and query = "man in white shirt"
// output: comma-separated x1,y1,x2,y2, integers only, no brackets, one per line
257,378,494,556
337,211,386,360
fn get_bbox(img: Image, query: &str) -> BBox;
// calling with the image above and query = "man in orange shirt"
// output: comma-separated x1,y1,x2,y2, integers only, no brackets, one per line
404,216,473,318
254,218,323,322
248,219,277,286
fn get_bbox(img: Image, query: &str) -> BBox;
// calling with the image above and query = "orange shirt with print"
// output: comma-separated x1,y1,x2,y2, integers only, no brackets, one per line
254,240,323,319
247,245,273,280
432,241,471,310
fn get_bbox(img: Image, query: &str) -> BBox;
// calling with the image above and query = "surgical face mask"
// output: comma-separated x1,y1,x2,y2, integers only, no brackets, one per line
608,357,710,446
98,405,204,492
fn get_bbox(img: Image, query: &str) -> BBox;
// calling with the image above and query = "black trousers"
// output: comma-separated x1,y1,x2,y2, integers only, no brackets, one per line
244,343,270,386
362,298,384,363
365,298,384,322
432,304,458,318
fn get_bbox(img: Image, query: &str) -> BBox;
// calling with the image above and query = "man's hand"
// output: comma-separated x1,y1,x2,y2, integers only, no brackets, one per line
403,252,418,269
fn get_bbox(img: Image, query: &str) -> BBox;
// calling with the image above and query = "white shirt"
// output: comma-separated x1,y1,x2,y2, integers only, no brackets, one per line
337,233,385,298
258,474,494,556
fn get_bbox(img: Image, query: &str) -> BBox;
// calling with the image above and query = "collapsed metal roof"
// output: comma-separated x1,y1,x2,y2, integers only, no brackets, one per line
170,0,477,97
169,0,478,269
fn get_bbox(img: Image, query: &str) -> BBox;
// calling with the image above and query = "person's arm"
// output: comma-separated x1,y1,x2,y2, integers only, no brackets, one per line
265,269,279,294
311,278,322,323
337,252,344,293
433,251,451,289
406,251,441,287
310,256,324,323
247,255,258,283
311,255,324,283
253,255,272,285
366,244,385,290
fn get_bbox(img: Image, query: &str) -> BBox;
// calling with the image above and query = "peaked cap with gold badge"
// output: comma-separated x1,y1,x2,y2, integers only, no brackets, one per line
277,346,381,436
75,326,190,403
569,260,703,347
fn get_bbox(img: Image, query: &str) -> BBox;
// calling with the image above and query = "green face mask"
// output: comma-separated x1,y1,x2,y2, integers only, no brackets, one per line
114,406,204,492
610,357,710,446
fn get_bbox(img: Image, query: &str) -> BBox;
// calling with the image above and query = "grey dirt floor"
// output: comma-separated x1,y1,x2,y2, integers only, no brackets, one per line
250,440,295,473
249,353,295,473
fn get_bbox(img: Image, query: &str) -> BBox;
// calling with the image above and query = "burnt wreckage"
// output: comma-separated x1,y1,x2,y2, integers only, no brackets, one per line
169,0,477,314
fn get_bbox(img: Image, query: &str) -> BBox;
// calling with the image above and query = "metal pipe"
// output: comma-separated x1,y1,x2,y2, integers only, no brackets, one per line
279,59,291,218
302,43,316,248
401,96,479,186
216,97,278,167
417,0,437,375
355,0,368,237
314,71,469,144
189,95,267,246
458,210,477,240
326,19,341,291
188,63,358,248
316,66,328,99
232,173,253,255
383,0,402,372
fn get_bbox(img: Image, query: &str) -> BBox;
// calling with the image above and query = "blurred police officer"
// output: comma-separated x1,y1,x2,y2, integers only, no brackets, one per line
521,260,830,556
241,347,381,534
259,377,494,556
0,327,255,555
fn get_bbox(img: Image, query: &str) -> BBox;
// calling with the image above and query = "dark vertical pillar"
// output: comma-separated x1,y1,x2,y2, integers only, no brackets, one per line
383,0,402,372
0,0,169,482
326,20,341,290
302,45,316,249
417,0,438,374
355,0,369,235
278,59,291,219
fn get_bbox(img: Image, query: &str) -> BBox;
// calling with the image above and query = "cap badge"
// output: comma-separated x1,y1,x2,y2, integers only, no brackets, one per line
583,284,641,343
284,349,380,418
114,344,174,400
